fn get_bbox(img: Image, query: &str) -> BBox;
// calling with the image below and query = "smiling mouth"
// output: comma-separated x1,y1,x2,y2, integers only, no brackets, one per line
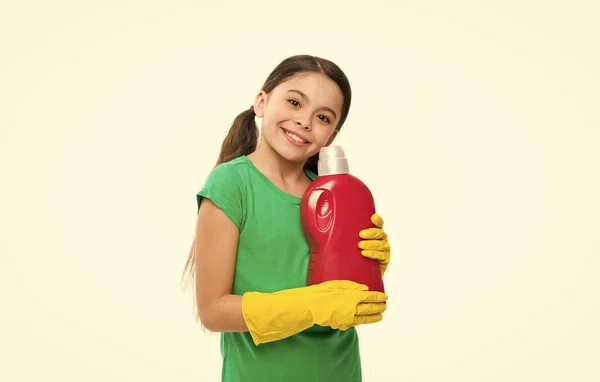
281,127,310,144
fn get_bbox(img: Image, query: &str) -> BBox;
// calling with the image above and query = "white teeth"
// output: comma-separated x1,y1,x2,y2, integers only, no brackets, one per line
286,131,306,144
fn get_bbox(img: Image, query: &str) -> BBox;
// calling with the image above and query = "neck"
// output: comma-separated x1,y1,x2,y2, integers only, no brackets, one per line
248,141,308,185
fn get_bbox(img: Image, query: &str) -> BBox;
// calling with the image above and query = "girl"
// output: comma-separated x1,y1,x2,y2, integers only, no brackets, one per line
183,55,392,381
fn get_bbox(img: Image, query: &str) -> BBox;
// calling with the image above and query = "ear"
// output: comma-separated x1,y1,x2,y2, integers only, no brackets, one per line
253,90,268,118
325,129,339,146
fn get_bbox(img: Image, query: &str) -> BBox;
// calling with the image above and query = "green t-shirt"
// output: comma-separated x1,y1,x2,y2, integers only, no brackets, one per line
196,155,362,382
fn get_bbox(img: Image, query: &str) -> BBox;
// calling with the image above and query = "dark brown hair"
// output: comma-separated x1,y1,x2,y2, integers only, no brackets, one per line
182,55,352,307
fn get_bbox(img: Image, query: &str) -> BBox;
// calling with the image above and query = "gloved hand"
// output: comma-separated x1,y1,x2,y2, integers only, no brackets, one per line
241,280,388,346
358,213,391,276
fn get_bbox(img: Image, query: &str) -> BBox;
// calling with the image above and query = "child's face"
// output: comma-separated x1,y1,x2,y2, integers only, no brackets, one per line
254,72,344,164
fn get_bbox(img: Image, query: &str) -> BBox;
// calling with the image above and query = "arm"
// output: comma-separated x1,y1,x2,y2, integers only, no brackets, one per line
195,197,248,332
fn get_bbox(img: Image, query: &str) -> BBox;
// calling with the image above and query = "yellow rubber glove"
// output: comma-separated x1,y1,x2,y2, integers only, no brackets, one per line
358,213,391,276
241,280,388,346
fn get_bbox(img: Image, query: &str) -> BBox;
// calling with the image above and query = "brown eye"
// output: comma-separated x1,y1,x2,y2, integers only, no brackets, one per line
288,99,300,107
318,115,330,123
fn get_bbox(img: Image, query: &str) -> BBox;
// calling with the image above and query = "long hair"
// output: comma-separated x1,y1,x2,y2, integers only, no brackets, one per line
182,55,352,310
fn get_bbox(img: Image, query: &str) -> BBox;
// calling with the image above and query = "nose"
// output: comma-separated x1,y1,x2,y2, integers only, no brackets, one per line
295,118,311,130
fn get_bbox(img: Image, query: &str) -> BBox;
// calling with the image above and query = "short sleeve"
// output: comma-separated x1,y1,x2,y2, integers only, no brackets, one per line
196,163,245,229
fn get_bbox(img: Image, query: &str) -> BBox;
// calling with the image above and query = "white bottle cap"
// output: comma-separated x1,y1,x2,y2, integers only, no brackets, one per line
318,146,350,176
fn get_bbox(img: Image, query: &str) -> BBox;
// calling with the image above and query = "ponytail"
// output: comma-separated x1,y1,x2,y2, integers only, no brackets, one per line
216,106,259,166
181,106,258,318
181,107,257,308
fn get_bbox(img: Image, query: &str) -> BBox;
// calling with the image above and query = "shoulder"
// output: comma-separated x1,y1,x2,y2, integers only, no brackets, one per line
205,156,247,183
203,155,262,190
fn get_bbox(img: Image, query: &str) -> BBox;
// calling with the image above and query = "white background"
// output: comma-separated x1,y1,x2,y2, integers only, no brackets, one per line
1,1,599,381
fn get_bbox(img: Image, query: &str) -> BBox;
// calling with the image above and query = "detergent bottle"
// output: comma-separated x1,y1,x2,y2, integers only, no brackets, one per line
300,146,385,293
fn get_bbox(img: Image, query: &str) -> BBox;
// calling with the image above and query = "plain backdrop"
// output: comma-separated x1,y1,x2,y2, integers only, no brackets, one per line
1,1,599,381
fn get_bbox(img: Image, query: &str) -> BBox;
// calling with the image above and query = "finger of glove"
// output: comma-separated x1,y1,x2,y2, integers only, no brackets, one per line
357,291,388,303
320,280,369,291
358,239,390,251
359,227,387,240
380,263,388,276
360,249,389,263
371,213,384,228
353,313,383,326
356,302,387,316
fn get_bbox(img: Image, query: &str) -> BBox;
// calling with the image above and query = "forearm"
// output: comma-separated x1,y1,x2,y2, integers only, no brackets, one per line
199,294,249,333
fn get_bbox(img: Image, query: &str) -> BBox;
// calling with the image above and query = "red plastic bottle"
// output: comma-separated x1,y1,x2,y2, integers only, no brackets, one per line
300,146,385,293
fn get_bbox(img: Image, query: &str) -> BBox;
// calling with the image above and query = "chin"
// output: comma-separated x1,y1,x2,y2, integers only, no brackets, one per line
271,141,316,164
274,146,311,163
